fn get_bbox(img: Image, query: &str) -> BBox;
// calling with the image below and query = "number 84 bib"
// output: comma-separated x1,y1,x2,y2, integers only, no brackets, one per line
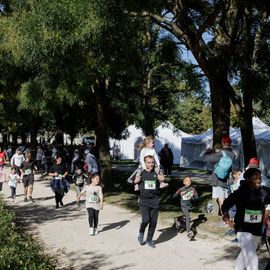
244,209,262,223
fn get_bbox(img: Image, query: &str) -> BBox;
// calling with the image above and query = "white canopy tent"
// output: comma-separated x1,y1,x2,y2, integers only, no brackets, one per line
109,122,190,164
180,127,242,170
154,122,191,164
180,117,270,172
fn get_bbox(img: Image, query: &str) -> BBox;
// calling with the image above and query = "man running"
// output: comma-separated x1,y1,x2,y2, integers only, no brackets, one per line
134,155,165,248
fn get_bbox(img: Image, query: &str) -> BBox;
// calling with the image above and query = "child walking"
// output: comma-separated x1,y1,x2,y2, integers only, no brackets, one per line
77,173,103,236
133,136,167,190
173,176,198,238
8,167,20,202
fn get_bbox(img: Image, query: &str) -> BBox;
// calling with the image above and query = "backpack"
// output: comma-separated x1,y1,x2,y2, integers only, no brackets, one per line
214,150,233,181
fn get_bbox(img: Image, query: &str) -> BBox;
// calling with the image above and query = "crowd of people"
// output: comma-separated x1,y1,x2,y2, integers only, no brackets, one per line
1,135,270,269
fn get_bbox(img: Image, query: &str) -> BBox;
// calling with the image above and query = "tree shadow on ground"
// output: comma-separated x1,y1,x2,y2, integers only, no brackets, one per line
99,220,130,233
67,250,135,270
155,226,179,244
9,202,83,227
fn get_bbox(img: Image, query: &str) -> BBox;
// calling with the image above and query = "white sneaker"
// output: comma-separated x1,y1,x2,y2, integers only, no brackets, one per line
89,227,94,236
93,228,98,235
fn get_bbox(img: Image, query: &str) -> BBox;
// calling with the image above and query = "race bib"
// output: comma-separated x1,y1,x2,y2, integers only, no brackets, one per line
244,209,262,223
88,194,98,203
182,191,194,201
55,175,63,180
144,180,156,190
24,169,32,175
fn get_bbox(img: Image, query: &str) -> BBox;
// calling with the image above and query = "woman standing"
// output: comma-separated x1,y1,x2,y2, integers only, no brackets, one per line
49,155,69,208
222,167,270,269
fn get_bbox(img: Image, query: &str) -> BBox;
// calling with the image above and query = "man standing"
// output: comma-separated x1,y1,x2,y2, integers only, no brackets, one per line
205,136,235,218
134,155,165,248
159,143,174,176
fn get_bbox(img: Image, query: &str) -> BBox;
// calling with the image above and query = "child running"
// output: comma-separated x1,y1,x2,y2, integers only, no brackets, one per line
173,176,199,238
72,166,87,206
8,167,20,202
134,136,167,190
77,173,103,236
225,169,242,241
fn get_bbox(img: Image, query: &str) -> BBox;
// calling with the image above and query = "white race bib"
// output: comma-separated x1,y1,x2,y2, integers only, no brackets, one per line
244,209,262,223
182,191,194,201
144,180,156,190
24,169,32,175
88,194,98,203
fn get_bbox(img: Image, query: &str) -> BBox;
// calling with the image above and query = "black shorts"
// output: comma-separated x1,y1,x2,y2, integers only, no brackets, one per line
23,175,34,187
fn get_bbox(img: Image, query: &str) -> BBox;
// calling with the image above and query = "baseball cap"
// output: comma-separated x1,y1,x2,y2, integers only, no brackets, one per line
249,157,259,167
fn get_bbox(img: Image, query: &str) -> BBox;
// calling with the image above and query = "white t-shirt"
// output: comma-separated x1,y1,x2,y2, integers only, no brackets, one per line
8,173,20,188
11,154,25,167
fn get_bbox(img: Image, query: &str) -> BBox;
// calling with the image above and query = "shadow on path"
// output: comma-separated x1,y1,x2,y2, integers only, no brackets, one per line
67,250,135,270
99,220,130,233
155,226,178,244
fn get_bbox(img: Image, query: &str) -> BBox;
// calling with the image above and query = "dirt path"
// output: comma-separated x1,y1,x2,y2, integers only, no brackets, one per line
0,171,245,270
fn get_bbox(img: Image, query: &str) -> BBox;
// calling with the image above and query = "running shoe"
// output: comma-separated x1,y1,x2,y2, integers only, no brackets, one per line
89,227,94,236
145,241,156,248
93,228,98,235
24,197,27,202
29,197,34,202
187,231,194,238
138,233,144,245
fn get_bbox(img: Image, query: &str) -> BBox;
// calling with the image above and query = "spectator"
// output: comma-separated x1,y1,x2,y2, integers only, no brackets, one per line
158,143,174,176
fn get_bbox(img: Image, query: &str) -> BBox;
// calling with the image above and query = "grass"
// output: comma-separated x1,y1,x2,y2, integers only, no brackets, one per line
105,167,230,238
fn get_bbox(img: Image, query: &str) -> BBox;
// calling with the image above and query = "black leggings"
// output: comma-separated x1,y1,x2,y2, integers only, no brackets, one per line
87,208,99,228
55,190,64,206
139,205,159,241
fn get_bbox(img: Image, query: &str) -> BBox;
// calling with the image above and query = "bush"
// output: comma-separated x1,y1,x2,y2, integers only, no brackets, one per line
0,198,58,270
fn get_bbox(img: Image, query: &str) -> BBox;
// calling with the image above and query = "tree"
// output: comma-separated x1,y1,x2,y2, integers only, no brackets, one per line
127,0,270,165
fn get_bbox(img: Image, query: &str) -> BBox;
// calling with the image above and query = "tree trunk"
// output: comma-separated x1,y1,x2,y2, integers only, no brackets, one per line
2,133,8,145
55,131,64,145
94,83,112,192
30,127,38,146
209,76,231,146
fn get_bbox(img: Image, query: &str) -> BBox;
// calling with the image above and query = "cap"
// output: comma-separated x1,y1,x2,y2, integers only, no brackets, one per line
221,136,232,145
249,157,259,167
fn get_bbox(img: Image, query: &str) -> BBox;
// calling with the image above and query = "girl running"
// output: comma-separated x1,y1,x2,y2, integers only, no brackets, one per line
77,173,103,236
8,167,20,202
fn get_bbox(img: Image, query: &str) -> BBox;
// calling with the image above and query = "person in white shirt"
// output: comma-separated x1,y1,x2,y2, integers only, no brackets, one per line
10,149,25,175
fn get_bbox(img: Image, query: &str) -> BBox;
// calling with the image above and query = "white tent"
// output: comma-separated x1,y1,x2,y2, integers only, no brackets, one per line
109,122,190,164
109,125,144,160
180,117,270,171
180,127,242,170
154,122,191,164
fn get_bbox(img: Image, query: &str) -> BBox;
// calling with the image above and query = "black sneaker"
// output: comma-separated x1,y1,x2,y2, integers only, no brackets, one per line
56,204,59,209
138,233,144,245
24,197,27,202
145,240,156,248
60,201,64,206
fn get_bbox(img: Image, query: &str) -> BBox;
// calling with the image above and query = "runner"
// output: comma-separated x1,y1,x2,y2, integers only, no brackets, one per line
49,155,69,208
20,153,37,202
77,173,103,236
173,176,199,238
72,166,87,206
10,148,25,176
7,167,20,202
135,155,166,248
222,167,270,269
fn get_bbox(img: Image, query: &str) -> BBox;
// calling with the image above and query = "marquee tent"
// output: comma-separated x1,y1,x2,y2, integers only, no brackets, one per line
109,122,190,164
180,117,270,171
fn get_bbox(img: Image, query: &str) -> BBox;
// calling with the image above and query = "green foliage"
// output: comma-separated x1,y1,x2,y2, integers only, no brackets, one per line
0,198,57,270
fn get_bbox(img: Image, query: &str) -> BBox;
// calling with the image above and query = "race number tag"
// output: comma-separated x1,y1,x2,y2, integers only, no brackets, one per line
244,209,262,223
88,194,98,203
182,191,194,201
24,169,32,175
144,180,156,190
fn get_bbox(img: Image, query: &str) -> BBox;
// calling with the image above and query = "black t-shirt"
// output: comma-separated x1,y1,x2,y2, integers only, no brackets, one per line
21,161,36,175
139,169,159,208
50,163,67,175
